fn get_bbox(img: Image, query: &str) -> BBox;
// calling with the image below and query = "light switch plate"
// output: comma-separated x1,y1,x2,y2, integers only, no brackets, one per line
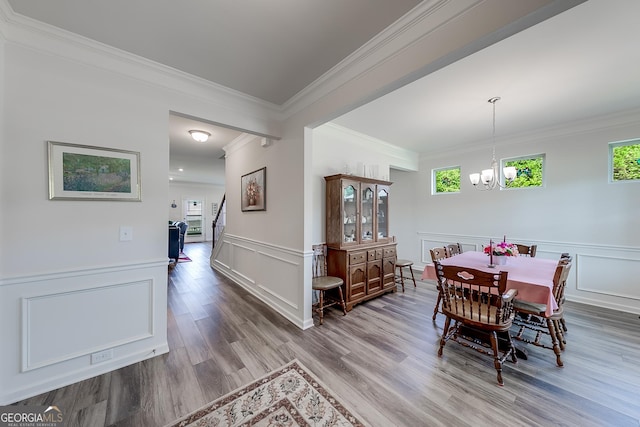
119,226,133,241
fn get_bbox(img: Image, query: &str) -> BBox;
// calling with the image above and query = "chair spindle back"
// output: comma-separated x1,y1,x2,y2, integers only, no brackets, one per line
515,244,537,257
434,262,513,325
446,243,463,257
552,262,571,306
312,244,328,278
430,247,448,263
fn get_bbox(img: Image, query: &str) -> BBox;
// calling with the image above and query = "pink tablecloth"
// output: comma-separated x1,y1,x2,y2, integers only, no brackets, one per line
422,251,559,316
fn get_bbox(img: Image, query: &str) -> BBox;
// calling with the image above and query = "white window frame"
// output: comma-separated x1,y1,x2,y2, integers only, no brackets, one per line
432,166,461,195
500,153,545,189
609,138,640,183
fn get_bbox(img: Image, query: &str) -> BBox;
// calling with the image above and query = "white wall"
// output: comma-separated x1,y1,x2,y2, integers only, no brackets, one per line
311,123,418,245
0,14,278,404
395,111,640,314
211,120,419,330
387,168,419,260
0,0,599,403
169,181,225,241
310,111,640,316
158,0,578,333
0,41,172,405
211,130,312,328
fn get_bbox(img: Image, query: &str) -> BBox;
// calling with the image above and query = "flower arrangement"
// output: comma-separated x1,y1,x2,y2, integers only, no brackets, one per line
484,241,519,257
246,177,261,201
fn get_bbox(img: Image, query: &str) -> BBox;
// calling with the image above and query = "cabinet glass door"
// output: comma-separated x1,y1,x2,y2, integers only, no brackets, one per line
361,185,374,242
377,188,389,240
343,184,357,244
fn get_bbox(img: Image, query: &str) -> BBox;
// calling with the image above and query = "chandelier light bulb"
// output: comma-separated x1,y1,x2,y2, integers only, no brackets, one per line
504,166,517,180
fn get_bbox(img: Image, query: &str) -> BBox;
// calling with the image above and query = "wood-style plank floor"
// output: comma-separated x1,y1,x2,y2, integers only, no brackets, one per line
14,242,640,426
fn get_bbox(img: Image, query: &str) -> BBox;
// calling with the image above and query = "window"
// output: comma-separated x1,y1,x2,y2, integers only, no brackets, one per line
433,166,460,194
610,139,640,182
502,154,544,188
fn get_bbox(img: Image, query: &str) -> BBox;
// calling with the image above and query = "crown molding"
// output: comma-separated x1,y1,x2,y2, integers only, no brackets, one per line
422,107,640,160
320,123,419,171
0,0,282,119
281,0,458,117
0,0,10,41
281,0,586,122
322,122,418,157
1,0,585,131
223,133,260,157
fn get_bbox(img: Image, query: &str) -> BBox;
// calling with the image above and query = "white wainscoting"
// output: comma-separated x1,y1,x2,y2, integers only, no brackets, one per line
417,232,640,315
575,254,640,301
211,233,312,330
22,280,154,372
0,261,169,405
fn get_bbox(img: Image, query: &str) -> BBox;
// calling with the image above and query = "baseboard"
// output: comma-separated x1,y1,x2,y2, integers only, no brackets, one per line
1,343,169,406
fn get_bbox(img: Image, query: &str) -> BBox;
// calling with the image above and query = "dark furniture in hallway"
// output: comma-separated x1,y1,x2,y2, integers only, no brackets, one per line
168,225,179,265
172,221,188,252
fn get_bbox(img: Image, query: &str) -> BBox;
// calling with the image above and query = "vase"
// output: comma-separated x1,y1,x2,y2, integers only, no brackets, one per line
249,197,256,206
494,255,507,265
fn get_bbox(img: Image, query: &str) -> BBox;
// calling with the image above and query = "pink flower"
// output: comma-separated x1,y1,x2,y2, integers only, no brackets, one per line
484,242,519,256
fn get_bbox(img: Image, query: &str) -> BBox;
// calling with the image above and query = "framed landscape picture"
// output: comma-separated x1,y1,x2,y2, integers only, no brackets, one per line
48,141,141,201
241,167,266,212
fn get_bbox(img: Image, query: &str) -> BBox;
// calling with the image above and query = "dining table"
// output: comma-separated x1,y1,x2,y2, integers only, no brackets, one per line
422,251,560,316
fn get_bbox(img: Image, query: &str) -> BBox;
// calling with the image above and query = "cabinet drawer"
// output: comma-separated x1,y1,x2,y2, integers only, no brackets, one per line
350,251,367,265
383,246,396,258
367,249,384,261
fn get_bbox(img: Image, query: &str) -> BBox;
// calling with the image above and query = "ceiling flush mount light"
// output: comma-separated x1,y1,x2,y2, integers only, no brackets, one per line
189,130,210,143
469,97,517,190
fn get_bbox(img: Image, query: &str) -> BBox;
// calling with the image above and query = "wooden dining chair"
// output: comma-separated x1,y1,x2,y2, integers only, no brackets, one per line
515,244,537,257
434,261,518,386
429,247,449,320
311,244,347,325
559,253,572,264
512,262,572,366
446,243,463,257
557,254,572,332
553,262,569,345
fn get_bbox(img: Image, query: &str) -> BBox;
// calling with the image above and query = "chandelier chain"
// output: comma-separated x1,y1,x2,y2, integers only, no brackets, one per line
490,96,500,159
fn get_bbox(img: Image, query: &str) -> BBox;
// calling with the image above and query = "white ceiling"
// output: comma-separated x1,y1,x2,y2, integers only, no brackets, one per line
7,0,640,184
333,0,640,156
168,113,243,185
7,0,422,185
7,0,422,105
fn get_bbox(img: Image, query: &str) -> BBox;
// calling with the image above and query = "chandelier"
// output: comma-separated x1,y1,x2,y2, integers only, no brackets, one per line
469,97,516,190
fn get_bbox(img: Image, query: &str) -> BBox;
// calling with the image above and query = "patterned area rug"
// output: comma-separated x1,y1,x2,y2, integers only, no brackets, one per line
178,253,192,262
165,359,366,427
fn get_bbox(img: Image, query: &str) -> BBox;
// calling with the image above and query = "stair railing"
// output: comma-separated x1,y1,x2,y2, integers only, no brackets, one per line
212,194,226,249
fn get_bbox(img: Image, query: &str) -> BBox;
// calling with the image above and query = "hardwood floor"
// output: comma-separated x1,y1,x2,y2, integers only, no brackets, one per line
14,242,640,426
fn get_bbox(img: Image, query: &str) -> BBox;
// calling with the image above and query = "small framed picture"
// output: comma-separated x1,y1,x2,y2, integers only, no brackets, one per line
241,167,266,212
48,141,141,201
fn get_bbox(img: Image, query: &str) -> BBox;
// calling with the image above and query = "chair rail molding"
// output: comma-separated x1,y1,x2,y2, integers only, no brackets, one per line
416,231,640,315
211,233,313,330
0,261,168,405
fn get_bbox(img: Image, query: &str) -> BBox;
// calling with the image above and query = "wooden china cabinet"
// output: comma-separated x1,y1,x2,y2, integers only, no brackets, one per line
324,174,397,311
